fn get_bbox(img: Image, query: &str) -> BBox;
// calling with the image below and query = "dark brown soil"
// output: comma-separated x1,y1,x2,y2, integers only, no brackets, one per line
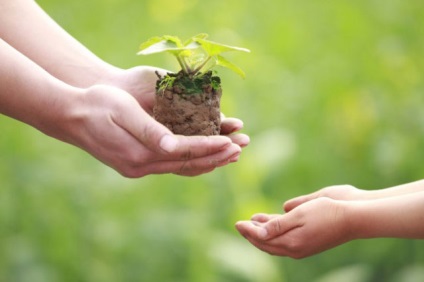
153,85,222,136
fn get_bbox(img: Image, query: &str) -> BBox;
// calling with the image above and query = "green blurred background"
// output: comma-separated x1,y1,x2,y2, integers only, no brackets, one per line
1,0,424,281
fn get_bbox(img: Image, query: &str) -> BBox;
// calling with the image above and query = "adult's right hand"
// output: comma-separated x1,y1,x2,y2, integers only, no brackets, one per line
108,66,251,149
62,85,242,177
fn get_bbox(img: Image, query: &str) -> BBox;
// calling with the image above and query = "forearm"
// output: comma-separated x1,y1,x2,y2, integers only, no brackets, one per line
362,179,424,200
0,0,121,87
347,191,424,239
0,38,79,137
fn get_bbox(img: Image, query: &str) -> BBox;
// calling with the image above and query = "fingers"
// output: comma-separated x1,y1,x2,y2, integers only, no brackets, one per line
236,213,298,241
283,192,321,212
235,221,290,257
235,214,274,238
251,213,280,223
112,97,237,159
263,215,300,240
107,88,175,154
240,235,300,258
112,92,248,159
227,133,250,148
235,221,268,240
134,143,242,177
111,100,248,177
235,216,306,258
171,143,241,176
80,85,249,178
284,196,308,212
220,116,250,148
166,135,234,159
284,185,363,212
220,117,244,135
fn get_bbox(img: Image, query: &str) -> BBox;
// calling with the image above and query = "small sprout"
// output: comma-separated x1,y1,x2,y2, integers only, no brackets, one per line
138,34,250,78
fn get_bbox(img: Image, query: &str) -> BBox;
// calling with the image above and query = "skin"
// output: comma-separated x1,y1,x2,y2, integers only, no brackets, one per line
235,181,424,259
0,0,250,177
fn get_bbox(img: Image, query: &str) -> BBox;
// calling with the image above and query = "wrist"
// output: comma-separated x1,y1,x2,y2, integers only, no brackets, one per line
36,83,84,144
344,200,388,240
92,64,125,87
63,62,124,89
342,201,370,240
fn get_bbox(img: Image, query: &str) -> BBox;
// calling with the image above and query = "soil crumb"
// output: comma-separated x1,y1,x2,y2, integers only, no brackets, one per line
153,84,221,136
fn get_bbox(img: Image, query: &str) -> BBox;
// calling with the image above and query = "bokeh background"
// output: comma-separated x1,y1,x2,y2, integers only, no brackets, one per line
1,0,424,281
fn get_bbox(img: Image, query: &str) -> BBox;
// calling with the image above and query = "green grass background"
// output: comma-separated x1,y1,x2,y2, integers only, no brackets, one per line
1,0,424,281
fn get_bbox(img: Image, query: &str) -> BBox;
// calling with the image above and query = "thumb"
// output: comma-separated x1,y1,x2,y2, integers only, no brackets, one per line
136,115,179,154
260,213,298,240
111,93,178,154
111,90,234,157
130,111,178,154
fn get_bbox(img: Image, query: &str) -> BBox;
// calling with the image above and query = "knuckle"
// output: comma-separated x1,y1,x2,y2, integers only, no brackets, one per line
315,196,332,205
320,187,331,196
121,148,153,168
115,156,150,178
125,154,142,168
274,219,283,234
179,150,192,161
176,160,192,174
140,122,156,145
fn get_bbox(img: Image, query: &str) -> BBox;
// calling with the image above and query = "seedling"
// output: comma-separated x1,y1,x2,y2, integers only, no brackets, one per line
138,34,250,135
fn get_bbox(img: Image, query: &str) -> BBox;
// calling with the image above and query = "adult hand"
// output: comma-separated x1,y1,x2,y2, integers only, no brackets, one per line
63,84,243,177
235,197,351,259
109,66,250,148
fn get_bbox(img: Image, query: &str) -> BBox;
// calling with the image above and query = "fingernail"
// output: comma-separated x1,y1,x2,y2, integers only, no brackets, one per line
240,136,250,148
160,135,178,153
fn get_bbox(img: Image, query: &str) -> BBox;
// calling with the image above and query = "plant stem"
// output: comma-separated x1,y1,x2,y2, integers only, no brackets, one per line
191,56,212,75
182,57,193,74
176,56,189,74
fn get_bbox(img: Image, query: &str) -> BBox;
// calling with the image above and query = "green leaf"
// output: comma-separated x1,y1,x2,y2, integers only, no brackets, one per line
184,33,209,46
138,36,163,50
194,38,250,56
187,52,207,67
179,42,201,58
215,55,246,79
162,35,184,48
137,34,249,78
137,35,199,55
